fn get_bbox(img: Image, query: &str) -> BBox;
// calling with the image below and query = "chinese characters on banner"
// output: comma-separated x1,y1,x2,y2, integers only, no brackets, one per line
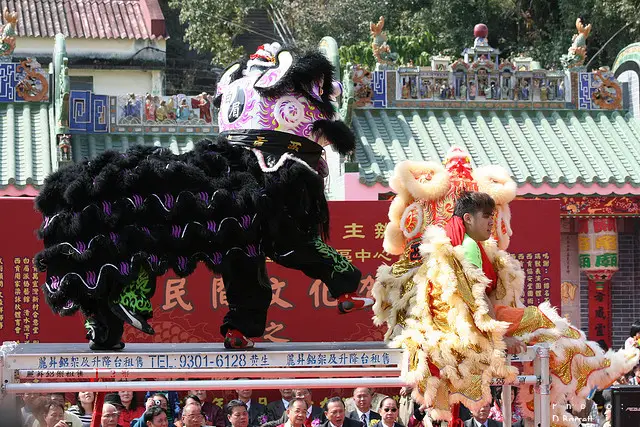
0,198,560,345
514,252,552,306
588,282,611,344
12,257,40,342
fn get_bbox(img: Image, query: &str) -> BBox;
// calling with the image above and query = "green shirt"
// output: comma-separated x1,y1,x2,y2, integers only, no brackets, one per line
462,234,482,268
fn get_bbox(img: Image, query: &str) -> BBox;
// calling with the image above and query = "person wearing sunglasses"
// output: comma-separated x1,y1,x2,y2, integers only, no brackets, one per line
374,398,402,427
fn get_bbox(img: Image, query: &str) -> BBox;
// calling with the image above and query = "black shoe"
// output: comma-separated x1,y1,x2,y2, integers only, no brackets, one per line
109,302,155,335
85,314,125,351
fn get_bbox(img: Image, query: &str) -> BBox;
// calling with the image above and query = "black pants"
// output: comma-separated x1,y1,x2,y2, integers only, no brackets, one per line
220,237,361,337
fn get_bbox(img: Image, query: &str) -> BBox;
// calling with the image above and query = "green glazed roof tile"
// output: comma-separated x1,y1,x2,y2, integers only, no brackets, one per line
353,108,640,193
0,103,52,189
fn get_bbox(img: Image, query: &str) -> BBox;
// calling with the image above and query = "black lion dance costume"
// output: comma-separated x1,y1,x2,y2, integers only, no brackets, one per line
35,43,374,350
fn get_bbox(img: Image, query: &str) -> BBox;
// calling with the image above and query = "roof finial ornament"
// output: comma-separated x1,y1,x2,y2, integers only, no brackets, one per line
370,16,398,67
0,8,18,57
561,17,592,70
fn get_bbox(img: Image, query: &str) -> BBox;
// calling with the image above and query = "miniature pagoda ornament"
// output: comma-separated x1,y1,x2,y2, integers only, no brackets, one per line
0,9,17,57
370,16,398,67
561,17,592,70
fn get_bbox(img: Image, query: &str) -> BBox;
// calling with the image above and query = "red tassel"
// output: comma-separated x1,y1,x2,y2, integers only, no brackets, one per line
449,403,463,427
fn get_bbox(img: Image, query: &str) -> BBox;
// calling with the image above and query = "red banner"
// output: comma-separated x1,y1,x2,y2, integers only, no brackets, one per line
0,197,561,344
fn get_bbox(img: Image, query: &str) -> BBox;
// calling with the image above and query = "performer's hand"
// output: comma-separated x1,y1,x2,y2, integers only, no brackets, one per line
504,336,527,354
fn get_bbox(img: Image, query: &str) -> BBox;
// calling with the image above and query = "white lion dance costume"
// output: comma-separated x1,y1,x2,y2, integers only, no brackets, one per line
372,147,638,426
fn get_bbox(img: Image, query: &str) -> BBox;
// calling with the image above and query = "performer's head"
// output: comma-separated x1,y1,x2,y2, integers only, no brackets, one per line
454,191,495,242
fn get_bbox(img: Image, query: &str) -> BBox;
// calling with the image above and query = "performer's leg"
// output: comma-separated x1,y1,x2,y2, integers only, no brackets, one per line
85,304,125,351
109,267,156,335
270,237,372,312
220,253,271,348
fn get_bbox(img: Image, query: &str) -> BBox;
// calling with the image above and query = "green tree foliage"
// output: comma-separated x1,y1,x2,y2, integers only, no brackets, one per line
168,0,258,65
169,0,639,69
339,33,435,69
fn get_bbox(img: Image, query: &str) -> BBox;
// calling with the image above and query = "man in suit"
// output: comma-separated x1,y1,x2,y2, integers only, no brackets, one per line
267,389,293,421
231,387,267,427
463,403,501,427
347,388,381,426
265,388,324,427
321,397,364,427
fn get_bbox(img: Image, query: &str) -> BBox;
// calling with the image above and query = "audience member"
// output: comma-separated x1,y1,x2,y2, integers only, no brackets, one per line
227,400,249,427
101,403,121,427
31,394,83,427
347,388,380,426
628,364,640,385
267,390,293,421
189,390,224,427
464,403,501,427
182,402,206,427
277,398,308,427
625,321,640,350
40,401,70,427
374,397,402,427
144,406,170,427
321,398,363,427
232,386,266,427
68,392,96,427
117,391,145,427
132,393,174,427
145,391,181,424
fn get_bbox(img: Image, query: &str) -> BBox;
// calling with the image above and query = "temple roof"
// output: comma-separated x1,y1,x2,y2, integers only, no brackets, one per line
71,134,205,161
0,103,53,195
353,108,640,195
6,0,167,40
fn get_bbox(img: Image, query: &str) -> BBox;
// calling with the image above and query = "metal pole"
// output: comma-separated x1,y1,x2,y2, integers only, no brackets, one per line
502,358,513,427
0,342,18,417
5,377,407,394
537,344,551,427
534,349,541,426
18,367,401,380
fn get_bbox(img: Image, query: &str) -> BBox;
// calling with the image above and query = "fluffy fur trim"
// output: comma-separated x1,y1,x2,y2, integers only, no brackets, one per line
484,240,526,308
494,204,513,250
371,263,419,335
388,172,408,198
388,193,409,224
312,119,356,155
383,222,405,255
393,160,449,201
473,165,517,205
382,194,414,255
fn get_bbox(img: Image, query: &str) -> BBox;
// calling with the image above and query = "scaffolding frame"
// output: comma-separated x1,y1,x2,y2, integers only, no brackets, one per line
0,341,550,427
